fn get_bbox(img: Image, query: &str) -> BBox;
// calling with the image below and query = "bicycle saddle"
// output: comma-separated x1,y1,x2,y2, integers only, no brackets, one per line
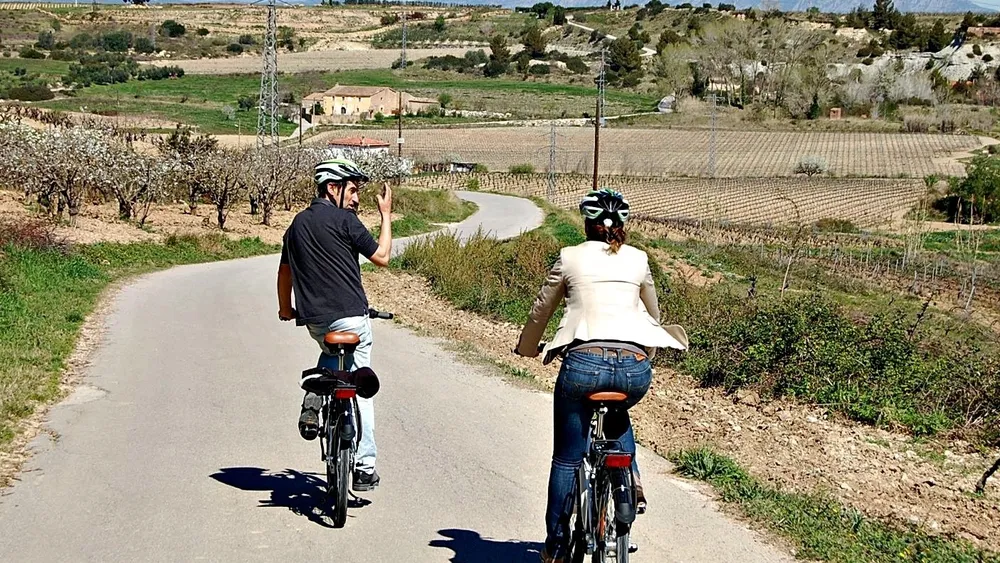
587,391,628,402
325,331,360,346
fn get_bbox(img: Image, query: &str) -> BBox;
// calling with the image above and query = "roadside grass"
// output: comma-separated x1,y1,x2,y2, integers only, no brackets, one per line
393,205,1000,445
671,447,1000,563
392,207,578,329
0,229,278,448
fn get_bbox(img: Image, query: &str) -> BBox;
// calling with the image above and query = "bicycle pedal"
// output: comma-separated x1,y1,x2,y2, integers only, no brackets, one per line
628,543,638,553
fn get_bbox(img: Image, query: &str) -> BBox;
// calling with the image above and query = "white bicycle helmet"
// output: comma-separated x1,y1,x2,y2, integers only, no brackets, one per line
580,188,630,228
314,158,370,187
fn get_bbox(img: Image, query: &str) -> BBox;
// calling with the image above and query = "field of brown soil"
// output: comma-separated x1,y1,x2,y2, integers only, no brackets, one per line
338,127,981,178
0,189,386,246
409,173,926,228
150,46,476,74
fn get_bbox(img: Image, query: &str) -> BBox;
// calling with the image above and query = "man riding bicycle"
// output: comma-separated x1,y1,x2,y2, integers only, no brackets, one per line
277,158,393,492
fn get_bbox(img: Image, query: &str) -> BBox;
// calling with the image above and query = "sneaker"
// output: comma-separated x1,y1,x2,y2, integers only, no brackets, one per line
635,476,647,515
298,407,319,441
298,393,322,441
353,469,380,492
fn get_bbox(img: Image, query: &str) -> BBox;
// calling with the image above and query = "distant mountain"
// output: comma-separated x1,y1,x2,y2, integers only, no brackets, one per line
776,0,995,12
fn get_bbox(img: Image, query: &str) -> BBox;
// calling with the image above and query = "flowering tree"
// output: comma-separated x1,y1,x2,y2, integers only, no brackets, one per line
243,146,308,227
338,148,412,183
202,148,248,230
154,126,218,215
105,141,175,226
28,126,111,225
0,122,44,202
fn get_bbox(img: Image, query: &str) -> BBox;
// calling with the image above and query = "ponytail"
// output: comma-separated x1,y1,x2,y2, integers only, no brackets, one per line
585,222,626,254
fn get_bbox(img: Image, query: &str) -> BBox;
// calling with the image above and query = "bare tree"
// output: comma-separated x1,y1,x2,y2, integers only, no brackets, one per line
202,149,248,230
104,141,175,226
243,147,305,227
154,126,218,215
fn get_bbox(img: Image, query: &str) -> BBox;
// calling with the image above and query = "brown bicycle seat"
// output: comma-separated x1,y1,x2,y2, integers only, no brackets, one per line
324,332,360,346
587,391,628,402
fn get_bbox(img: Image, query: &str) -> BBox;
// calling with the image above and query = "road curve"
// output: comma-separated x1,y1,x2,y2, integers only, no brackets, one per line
0,192,789,563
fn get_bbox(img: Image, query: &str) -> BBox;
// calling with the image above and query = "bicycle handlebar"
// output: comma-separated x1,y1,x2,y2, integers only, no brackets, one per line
369,308,394,320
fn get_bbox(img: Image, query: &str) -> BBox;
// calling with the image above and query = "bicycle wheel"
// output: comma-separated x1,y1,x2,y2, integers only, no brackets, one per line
592,473,615,563
615,525,631,563
568,489,588,563
332,439,351,528
566,461,590,563
326,410,350,528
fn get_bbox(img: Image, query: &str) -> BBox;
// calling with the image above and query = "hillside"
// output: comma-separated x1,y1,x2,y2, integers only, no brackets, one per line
23,0,1000,12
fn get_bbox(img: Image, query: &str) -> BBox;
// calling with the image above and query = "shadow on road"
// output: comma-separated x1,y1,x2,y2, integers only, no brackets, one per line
429,528,543,562
210,466,369,528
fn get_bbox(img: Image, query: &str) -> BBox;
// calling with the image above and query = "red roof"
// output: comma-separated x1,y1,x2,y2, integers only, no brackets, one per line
327,136,391,148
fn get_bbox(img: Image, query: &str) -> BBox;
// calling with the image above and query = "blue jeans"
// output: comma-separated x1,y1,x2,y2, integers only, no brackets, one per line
545,350,652,558
306,316,376,474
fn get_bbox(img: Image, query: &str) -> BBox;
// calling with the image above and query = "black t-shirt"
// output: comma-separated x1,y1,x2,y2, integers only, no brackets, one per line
280,198,380,327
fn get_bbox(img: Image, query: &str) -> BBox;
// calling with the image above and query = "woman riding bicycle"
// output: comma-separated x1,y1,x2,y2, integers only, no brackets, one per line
515,188,688,563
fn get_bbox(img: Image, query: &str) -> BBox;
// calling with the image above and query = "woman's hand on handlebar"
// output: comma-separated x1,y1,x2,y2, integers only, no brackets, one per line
512,341,547,356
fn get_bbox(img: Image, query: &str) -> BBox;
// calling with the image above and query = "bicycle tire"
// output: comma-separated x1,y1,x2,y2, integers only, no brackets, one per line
592,472,614,563
326,410,349,528
567,463,589,563
615,526,630,563
332,439,351,528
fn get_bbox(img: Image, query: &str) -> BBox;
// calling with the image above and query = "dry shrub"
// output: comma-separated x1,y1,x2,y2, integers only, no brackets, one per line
396,228,562,325
0,218,65,252
903,114,932,133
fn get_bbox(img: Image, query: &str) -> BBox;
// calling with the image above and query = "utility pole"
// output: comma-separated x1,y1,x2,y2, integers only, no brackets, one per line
592,50,606,190
400,0,407,70
397,91,404,186
547,121,556,200
708,92,717,178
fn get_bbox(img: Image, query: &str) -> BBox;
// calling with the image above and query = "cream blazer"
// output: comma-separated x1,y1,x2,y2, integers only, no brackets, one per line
517,241,688,364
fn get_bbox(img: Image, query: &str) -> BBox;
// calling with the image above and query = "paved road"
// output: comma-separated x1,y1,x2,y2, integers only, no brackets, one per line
0,193,790,563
